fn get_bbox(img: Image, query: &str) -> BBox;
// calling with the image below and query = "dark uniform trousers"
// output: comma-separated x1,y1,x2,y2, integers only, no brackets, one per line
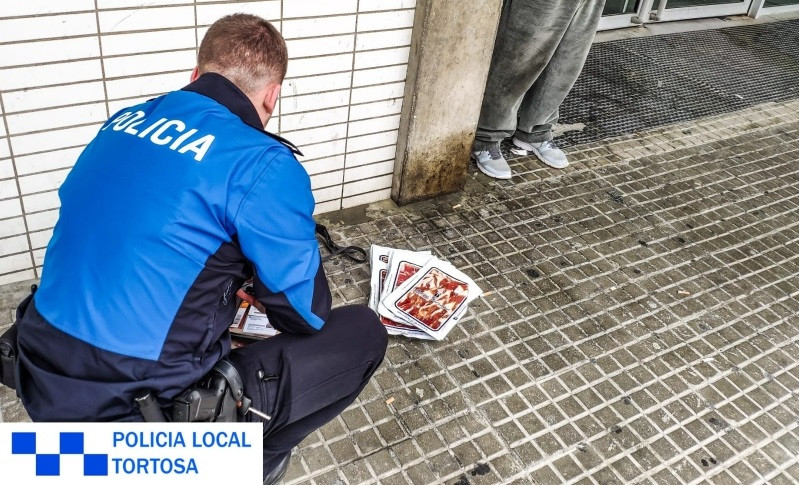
228,304,388,476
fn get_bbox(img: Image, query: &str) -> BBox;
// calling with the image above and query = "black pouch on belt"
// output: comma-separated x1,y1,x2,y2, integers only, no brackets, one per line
2,286,38,390
0,322,18,390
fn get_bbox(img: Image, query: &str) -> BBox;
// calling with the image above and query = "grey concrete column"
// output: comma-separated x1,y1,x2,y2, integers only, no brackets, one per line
391,0,503,205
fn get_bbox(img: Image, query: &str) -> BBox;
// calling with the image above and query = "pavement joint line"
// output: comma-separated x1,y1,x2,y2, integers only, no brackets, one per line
495,287,799,424
755,450,799,485
509,128,799,197
440,310,796,480
443,288,799,479
458,249,799,397
568,358,799,484
643,377,799,484
466,156,797,267
488,320,797,452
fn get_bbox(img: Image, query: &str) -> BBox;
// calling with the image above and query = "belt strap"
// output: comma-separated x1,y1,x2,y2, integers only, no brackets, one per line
210,359,252,416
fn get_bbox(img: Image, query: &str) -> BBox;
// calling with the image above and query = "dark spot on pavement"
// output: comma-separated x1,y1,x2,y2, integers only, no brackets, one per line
526,269,541,278
708,417,727,429
638,240,649,247
701,458,709,467
606,191,624,204
470,463,490,477
454,475,470,485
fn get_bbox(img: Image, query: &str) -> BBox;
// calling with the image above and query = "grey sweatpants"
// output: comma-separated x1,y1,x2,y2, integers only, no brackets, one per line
474,0,605,150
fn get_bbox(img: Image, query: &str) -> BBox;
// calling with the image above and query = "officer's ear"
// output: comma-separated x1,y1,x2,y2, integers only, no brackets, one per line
190,66,200,82
262,83,281,118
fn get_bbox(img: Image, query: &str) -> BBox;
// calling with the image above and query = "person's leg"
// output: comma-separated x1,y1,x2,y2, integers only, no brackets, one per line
227,304,387,479
474,0,583,151
515,0,606,144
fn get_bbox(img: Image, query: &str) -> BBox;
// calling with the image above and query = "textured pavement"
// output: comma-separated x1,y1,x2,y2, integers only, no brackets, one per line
3,52,799,485
8,96,798,484
295,99,799,485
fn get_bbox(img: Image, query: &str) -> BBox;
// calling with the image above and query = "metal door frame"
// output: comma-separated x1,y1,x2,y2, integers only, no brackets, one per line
598,0,799,30
654,0,753,22
750,0,799,17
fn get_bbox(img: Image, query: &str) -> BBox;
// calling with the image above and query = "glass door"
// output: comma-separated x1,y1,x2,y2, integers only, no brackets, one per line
654,0,754,21
604,0,640,14
597,0,799,30
598,0,643,29
751,0,799,17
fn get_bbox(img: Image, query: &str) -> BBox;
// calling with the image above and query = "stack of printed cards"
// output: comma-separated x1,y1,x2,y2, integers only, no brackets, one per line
370,245,482,341
229,301,279,339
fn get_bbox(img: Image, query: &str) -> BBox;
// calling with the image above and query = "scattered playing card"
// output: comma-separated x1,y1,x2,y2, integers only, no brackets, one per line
369,245,393,313
378,251,433,326
370,245,482,341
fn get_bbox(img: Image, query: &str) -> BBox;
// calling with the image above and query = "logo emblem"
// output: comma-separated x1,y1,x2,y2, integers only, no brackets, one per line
12,432,108,476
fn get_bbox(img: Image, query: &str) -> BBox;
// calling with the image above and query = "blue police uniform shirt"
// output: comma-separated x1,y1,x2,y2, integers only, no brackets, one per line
15,73,332,421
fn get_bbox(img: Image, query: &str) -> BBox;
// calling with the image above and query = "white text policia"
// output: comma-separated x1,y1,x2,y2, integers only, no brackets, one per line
102,111,216,162
113,431,252,448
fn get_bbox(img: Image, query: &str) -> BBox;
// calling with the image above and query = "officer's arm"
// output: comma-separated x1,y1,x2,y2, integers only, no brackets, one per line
234,152,331,334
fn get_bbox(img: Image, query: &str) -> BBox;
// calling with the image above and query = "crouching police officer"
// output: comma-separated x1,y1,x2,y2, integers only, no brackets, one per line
13,14,387,485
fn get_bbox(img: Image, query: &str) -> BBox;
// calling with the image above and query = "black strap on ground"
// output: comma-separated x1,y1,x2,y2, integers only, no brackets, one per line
315,223,367,264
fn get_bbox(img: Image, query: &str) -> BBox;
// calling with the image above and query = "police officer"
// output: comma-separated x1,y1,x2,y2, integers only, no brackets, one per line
14,14,387,485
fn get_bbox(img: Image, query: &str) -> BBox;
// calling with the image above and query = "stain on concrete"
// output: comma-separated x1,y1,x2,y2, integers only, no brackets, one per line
526,269,541,278
606,190,625,204
394,131,473,205
470,463,490,476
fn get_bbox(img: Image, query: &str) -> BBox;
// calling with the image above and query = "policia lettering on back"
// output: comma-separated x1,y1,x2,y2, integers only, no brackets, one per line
103,110,216,162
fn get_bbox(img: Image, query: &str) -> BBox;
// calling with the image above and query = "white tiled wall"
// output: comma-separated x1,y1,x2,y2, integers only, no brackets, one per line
0,0,415,283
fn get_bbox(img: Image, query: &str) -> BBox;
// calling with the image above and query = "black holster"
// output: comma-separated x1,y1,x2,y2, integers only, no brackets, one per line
170,360,248,422
0,288,34,391
0,322,18,390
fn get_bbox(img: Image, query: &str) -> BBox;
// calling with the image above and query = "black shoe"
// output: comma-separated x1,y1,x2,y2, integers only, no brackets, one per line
263,452,291,485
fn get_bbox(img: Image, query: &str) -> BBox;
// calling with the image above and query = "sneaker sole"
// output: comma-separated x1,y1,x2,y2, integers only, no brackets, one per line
471,156,512,180
513,139,568,169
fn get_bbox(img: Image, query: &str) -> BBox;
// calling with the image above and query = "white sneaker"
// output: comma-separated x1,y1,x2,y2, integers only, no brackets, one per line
471,147,512,179
511,138,568,169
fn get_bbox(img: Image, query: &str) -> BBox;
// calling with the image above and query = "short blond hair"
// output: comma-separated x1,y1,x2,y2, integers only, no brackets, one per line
197,14,288,95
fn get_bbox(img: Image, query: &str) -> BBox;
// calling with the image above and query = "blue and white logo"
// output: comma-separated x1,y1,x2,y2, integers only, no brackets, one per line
1,423,261,483
12,431,108,476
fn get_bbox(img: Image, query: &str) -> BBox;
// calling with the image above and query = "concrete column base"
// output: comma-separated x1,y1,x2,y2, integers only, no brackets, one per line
391,0,503,205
